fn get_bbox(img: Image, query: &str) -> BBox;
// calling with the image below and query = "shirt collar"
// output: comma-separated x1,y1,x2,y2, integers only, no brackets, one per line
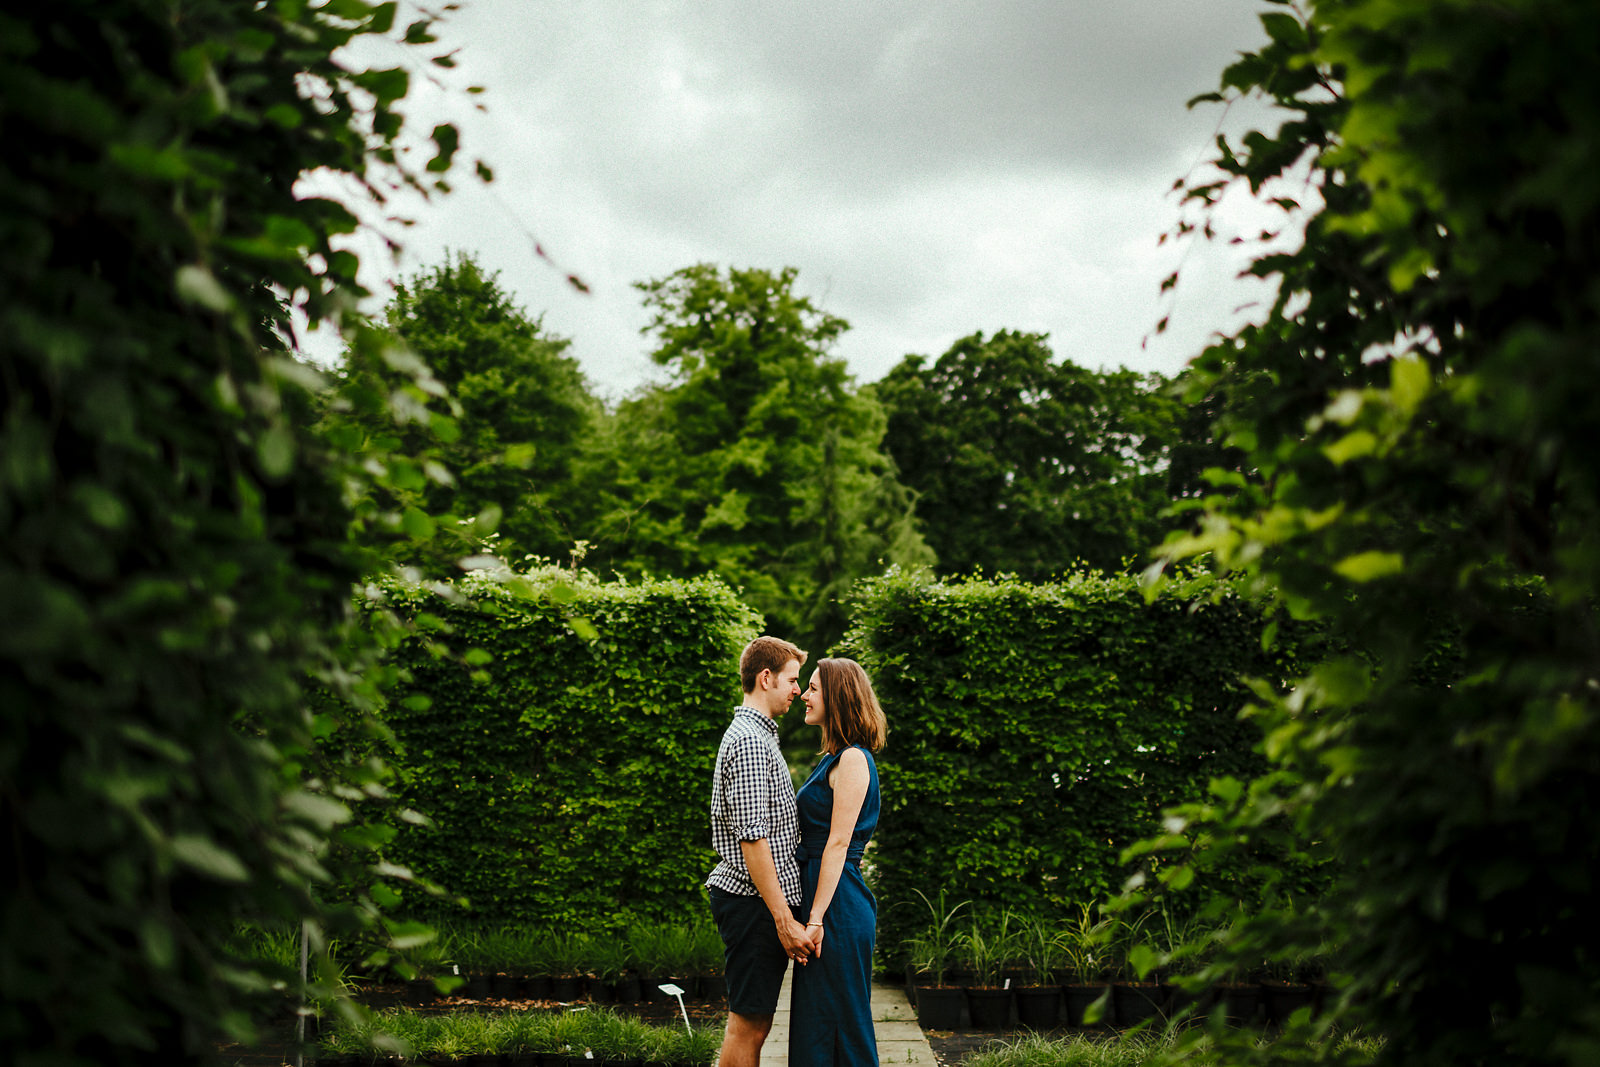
735,705,779,736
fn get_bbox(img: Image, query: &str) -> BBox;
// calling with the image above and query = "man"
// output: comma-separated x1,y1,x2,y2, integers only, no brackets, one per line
707,635,812,1067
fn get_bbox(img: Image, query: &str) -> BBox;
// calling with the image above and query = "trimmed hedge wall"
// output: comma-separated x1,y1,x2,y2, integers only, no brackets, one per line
370,569,760,927
841,568,1317,956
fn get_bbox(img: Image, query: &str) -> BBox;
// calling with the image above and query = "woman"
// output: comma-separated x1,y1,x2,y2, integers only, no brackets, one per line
789,657,886,1067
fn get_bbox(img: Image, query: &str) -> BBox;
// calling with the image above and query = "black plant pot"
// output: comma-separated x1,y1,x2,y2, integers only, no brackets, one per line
1161,982,1217,1026
1260,982,1315,1024
615,974,644,1003
913,985,965,1029
1218,983,1263,1026
1063,984,1111,1028
1014,985,1061,1029
406,977,438,1004
1110,983,1165,1029
491,972,519,998
698,974,727,1004
965,986,1013,1029
550,974,585,1002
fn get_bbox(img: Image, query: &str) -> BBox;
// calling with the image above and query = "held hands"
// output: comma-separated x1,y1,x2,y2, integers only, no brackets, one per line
777,915,813,964
805,920,825,958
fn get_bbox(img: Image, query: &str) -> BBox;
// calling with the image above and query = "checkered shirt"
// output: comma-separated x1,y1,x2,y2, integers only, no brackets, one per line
706,706,802,906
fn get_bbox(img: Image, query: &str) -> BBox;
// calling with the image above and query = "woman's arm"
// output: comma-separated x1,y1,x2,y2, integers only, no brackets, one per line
805,747,870,957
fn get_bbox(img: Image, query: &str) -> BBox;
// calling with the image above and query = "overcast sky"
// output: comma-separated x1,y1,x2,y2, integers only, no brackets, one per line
319,1,1290,402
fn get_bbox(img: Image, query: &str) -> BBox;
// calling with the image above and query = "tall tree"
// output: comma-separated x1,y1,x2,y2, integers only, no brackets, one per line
1132,3,1600,1066
580,264,933,652
875,330,1182,578
335,253,599,570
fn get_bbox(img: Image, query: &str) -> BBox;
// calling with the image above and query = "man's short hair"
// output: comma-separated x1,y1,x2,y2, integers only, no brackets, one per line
739,635,807,693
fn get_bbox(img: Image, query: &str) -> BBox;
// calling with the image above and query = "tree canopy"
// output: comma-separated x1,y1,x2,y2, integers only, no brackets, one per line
1133,2,1600,1065
876,330,1182,578
332,252,599,571
576,264,933,652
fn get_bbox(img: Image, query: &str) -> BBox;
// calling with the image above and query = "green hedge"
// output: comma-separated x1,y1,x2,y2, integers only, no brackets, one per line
841,568,1320,956
369,569,760,927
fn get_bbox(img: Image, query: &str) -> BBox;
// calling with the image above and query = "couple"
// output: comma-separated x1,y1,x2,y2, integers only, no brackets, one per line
706,636,886,1067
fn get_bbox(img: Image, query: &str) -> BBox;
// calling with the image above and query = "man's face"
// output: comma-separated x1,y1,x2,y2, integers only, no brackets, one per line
768,658,802,716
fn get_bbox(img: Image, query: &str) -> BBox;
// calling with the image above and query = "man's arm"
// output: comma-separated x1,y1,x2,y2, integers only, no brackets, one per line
739,838,811,962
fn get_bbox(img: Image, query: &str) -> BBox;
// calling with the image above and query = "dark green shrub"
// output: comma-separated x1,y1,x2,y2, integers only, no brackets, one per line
369,568,760,926
842,568,1321,956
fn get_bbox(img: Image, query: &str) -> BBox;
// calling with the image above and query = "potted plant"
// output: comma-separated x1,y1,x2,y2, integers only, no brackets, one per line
1152,909,1219,1026
453,928,495,1000
1012,914,1065,1029
402,926,461,1004
901,889,970,1030
1057,904,1112,1029
628,921,666,1003
548,931,591,1002
589,934,636,1005
688,919,725,1003
1258,950,1321,1025
1107,909,1165,1029
957,914,1017,1030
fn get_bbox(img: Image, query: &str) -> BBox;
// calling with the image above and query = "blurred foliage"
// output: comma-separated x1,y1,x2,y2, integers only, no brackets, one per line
574,263,934,654
0,0,482,1062
875,331,1186,578
1132,2,1600,1065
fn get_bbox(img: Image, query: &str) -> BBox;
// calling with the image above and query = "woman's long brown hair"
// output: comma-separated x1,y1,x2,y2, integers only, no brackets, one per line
817,657,887,754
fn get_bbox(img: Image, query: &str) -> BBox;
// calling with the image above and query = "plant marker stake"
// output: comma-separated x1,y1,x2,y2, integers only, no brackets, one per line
658,983,691,1034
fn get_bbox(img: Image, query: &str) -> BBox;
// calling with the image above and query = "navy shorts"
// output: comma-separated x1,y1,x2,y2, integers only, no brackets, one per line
708,886,799,1016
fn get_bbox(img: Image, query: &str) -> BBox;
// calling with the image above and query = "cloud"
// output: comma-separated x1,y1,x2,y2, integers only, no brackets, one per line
317,0,1288,397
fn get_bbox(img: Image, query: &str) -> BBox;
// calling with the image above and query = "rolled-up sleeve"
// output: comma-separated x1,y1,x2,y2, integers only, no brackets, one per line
721,733,770,841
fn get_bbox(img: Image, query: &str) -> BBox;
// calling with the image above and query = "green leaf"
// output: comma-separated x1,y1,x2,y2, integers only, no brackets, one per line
283,791,351,831
1390,356,1430,414
387,921,436,950
1323,429,1378,466
1259,11,1307,48
257,426,295,479
426,122,458,172
170,835,251,883
1332,550,1404,582
174,265,236,313
400,507,436,540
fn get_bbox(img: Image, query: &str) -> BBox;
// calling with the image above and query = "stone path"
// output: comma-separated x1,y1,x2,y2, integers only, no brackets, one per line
761,964,934,1067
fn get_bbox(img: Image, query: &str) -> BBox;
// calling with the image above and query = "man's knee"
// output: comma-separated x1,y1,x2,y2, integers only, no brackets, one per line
717,1012,774,1067
726,1010,774,1042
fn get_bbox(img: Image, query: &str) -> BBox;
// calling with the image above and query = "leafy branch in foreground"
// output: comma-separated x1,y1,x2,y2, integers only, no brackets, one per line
1136,2,1600,1066
1,1,493,1062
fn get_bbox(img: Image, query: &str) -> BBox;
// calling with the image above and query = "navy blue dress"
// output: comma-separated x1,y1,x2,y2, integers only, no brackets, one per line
789,746,881,1067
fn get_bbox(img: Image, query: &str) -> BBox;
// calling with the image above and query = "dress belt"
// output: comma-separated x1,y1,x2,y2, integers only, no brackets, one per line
795,846,865,867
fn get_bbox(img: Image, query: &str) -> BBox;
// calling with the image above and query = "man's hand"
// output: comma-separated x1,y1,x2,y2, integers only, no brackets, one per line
776,914,812,964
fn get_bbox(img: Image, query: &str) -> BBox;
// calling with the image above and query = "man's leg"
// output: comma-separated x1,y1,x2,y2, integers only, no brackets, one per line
708,888,791,1067
717,1011,773,1067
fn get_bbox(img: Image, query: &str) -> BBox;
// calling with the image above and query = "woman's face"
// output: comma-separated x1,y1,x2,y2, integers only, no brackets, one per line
802,669,825,727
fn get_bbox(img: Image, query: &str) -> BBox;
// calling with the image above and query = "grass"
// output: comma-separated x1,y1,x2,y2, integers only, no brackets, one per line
964,1033,1177,1067
321,1006,722,1064
961,1030,1386,1067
